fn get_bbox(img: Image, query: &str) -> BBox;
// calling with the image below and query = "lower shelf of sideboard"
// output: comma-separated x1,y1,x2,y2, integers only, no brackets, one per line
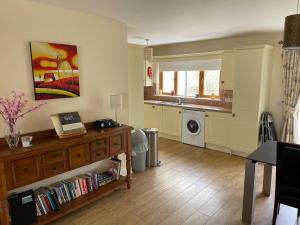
33,176,128,225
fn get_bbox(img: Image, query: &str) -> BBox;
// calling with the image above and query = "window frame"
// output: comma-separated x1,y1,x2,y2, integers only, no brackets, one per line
159,70,220,98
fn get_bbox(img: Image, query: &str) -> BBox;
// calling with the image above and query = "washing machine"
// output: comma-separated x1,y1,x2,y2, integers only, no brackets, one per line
181,109,205,147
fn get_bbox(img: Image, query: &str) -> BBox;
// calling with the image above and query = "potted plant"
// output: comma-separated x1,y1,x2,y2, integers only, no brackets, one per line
0,92,46,149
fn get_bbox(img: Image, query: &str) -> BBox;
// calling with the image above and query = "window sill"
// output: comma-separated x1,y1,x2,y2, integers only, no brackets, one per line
154,94,221,101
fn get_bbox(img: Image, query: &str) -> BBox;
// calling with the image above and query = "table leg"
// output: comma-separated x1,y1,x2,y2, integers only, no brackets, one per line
242,159,258,225
262,164,272,196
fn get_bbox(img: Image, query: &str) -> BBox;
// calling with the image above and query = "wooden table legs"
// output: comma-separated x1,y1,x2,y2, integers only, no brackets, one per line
126,129,132,189
0,162,9,225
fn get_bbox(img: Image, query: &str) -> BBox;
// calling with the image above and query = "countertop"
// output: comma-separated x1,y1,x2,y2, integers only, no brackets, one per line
144,100,232,114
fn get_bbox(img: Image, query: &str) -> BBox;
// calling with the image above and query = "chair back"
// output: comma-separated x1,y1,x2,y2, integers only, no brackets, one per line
277,142,300,190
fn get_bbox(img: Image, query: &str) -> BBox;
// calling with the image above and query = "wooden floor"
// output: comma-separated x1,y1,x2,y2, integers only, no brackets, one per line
52,138,299,225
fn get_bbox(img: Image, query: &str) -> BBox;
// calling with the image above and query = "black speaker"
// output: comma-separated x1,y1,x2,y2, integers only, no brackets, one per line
95,119,114,129
8,190,37,225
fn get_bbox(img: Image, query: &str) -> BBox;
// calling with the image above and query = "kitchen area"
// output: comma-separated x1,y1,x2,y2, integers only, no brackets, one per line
144,45,274,157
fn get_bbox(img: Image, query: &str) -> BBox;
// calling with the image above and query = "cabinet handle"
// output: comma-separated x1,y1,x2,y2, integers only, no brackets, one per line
178,111,181,114
221,81,225,84
205,115,209,117
152,106,155,109
232,113,236,117
114,143,119,146
96,153,101,157
52,166,57,170
76,154,81,158
23,168,29,173
51,154,57,158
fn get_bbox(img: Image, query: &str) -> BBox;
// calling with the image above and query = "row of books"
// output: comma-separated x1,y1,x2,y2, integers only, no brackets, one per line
35,159,121,217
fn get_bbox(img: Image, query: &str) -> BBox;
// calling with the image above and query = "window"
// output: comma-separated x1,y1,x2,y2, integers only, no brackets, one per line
159,70,220,97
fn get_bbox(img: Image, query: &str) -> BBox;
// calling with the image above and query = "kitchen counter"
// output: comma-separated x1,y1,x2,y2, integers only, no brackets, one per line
144,100,232,114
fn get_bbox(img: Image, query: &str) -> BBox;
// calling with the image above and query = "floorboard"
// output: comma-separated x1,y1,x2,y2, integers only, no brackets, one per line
51,138,298,225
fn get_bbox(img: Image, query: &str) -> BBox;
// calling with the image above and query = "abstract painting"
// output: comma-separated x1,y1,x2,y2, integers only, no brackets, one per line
30,42,80,100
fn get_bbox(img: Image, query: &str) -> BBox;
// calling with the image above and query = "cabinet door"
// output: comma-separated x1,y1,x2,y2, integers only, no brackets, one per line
230,47,264,154
144,104,163,130
205,112,232,147
230,112,259,154
220,51,235,90
232,48,263,114
161,106,182,137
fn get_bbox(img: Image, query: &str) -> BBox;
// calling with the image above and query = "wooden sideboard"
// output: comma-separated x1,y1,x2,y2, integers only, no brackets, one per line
0,124,132,225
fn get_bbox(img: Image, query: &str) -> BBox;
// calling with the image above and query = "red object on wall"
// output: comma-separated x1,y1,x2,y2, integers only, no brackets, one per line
147,66,153,78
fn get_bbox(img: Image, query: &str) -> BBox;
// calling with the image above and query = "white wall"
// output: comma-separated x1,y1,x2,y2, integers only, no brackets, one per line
153,33,283,136
0,0,129,137
0,0,129,192
128,44,145,128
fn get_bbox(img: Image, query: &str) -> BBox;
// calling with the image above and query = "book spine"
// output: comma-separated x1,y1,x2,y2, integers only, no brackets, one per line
47,192,56,211
38,193,49,213
43,193,53,211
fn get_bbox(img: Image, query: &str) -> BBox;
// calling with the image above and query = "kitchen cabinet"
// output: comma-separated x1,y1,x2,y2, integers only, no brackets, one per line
205,112,232,147
144,104,163,130
230,45,273,154
220,50,235,90
161,106,182,137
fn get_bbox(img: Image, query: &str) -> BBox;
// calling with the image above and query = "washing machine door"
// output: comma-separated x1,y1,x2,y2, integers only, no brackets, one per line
186,118,201,136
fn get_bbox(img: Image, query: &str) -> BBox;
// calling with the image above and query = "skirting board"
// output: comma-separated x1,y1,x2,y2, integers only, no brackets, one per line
205,143,248,158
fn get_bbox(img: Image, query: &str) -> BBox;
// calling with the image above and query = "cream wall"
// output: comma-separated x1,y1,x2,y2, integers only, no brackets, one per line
152,33,283,136
0,0,129,192
128,44,145,128
0,0,129,137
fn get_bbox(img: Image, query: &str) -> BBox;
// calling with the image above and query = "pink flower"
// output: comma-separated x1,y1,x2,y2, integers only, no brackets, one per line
0,91,46,130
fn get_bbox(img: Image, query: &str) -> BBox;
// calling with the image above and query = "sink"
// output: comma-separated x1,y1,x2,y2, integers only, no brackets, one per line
162,102,183,106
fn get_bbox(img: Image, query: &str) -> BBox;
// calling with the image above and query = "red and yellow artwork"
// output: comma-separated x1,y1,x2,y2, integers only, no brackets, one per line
30,42,80,100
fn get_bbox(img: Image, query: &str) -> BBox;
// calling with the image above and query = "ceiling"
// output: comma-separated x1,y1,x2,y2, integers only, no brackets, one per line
32,0,296,45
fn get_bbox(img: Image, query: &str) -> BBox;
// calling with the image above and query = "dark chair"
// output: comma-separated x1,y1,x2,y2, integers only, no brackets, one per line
273,142,300,225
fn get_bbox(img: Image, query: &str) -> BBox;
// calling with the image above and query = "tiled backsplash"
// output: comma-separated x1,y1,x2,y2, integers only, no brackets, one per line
144,85,232,108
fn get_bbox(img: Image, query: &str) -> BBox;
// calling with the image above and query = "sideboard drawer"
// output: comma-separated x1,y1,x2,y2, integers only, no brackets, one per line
11,157,40,187
68,144,89,169
109,132,126,156
43,162,67,177
91,149,106,162
42,149,65,165
90,138,108,151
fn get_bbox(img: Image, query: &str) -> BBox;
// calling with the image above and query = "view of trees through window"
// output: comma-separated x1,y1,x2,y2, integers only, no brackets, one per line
160,70,220,97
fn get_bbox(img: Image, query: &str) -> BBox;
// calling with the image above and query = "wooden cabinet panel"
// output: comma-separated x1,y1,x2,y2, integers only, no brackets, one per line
205,112,232,147
91,149,106,161
144,104,163,130
109,132,126,156
90,138,108,151
220,50,235,90
42,149,65,165
161,106,182,137
43,162,67,177
68,144,89,169
11,156,40,187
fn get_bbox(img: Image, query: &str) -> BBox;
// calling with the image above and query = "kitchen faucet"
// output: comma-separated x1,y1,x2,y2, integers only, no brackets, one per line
178,97,183,105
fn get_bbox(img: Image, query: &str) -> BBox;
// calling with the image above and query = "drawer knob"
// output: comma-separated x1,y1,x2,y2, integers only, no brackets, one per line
232,113,236,117
179,111,181,114
77,154,81,158
51,154,57,158
152,106,155,109
23,168,29,173
52,166,57,170
97,153,101,156
114,143,118,146
97,142,102,145
221,81,225,84
205,115,209,117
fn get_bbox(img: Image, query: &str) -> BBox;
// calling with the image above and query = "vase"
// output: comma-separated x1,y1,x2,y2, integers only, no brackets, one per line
4,125,20,149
